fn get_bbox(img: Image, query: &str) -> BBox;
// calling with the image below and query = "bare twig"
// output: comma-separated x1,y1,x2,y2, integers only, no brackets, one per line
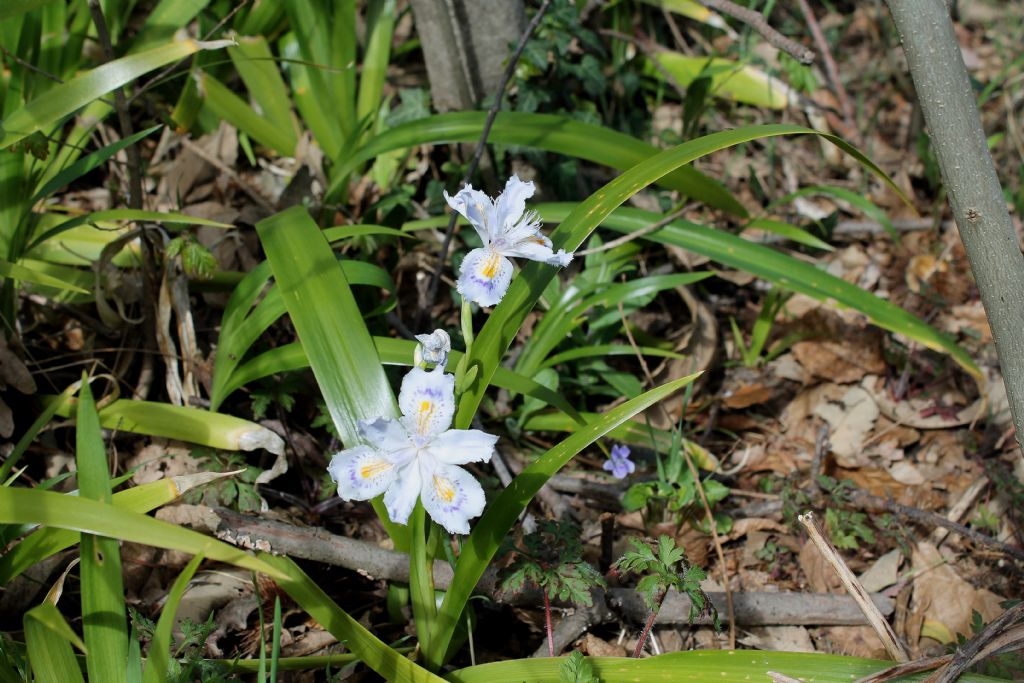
931,475,988,545
208,506,895,626
87,0,144,211
793,0,855,128
575,207,687,257
926,602,1024,683
798,511,910,662
697,0,814,64
809,424,830,493
847,489,1024,564
421,0,553,325
178,136,275,212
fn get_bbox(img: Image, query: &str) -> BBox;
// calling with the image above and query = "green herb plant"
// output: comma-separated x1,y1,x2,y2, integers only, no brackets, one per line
613,535,718,657
729,287,806,368
622,429,732,535
499,520,607,657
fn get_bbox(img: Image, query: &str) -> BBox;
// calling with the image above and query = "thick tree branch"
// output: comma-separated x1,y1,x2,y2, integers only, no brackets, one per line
885,0,1024,456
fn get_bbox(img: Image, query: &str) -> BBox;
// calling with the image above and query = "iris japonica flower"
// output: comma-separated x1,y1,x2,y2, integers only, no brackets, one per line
327,365,497,534
414,329,451,367
445,174,573,307
603,444,635,480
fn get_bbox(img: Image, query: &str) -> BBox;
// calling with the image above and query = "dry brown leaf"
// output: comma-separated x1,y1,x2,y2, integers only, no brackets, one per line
725,518,789,543
864,376,982,429
127,440,199,484
583,632,625,657
858,549,902,593
798,540,843,594
814,385,880,467
722,383,774,409
741,626,816,652
911,542,1004,646
792,338,886,384
813,625,888,658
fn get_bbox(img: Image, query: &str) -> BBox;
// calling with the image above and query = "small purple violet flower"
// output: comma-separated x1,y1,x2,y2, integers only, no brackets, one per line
603,444,635,480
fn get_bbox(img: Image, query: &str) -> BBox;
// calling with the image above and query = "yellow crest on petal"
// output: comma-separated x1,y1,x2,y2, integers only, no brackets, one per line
433,474,456,503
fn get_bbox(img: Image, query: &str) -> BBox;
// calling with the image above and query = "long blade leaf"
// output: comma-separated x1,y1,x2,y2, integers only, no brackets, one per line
1,39,232,149
325,111,745,215
76,378,128,683
255,206,406,547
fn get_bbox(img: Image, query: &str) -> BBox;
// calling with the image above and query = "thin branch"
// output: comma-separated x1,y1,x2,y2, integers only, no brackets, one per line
927,603,1024,683
87,0,143,211
698,0,814,64
793,0,855,128
420,0,553,325
847,489,1024,564
208,506,896,627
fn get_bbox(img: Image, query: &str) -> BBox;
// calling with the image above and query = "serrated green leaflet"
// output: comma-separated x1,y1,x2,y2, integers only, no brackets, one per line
325,111,744,215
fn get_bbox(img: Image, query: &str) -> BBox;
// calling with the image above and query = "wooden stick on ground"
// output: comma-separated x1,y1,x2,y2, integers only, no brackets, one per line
798,511,910,662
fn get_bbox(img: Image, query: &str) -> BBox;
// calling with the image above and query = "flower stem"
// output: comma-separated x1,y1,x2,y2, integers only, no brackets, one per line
543,591,555,657
632,590,666,658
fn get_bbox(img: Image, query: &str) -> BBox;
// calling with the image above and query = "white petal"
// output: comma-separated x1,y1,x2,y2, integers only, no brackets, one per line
398,366,455,437
501,236,573,267
328,446,399,501
457,247,514,307
383,462,422,526
445,185,496,245
414,329,451,367
427,428,498,465
420,463,486,535
357,416,408,452
494,174,536,233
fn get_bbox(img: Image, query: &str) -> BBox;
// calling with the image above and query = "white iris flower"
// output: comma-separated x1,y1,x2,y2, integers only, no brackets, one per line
445,174,572,307
414,329,451,368
328,365,497,534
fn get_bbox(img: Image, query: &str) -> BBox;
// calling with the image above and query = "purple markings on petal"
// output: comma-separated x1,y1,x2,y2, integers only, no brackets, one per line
603,444,635,480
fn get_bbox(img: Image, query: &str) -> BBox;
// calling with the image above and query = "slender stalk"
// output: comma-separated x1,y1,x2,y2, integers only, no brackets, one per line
542,591,555,657
884,0,1024,456
632,590,666,658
